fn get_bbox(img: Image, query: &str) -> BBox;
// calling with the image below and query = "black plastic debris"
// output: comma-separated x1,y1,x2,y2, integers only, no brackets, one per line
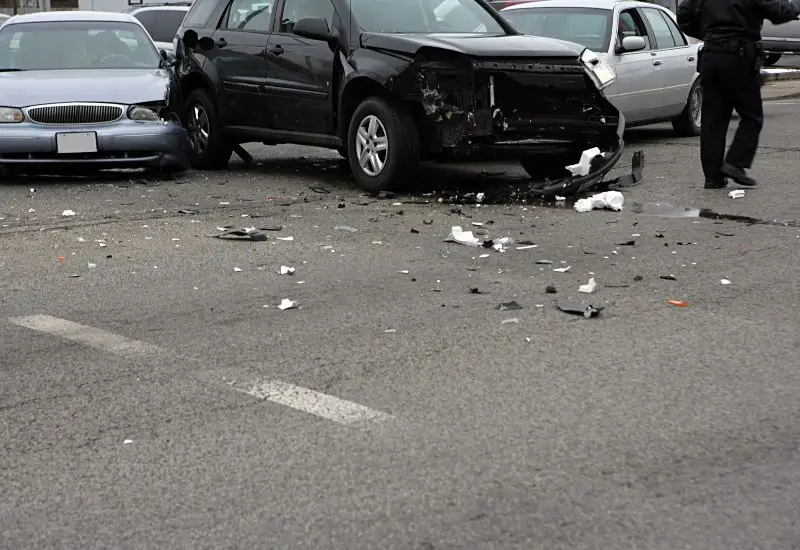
545,285,557,294
410,228,420,234
423,219,433,225
496,301,523,311
633,275,643,281
660,275,677,281
557,302,604,318
214,228,268,241
337,203,346,209
617,240,636,246
469,287,488,294
178,208,199,215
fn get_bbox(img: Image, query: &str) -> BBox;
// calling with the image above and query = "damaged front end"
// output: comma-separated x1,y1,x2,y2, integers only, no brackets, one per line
391,47,639,197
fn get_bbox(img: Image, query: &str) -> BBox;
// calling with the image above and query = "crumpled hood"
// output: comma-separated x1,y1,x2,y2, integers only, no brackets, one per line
360,32,584,58
0,68,171,108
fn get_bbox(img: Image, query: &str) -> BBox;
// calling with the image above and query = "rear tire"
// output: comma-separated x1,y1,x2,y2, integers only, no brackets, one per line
182,88,233,170
347,97,420,193
672,79,702,137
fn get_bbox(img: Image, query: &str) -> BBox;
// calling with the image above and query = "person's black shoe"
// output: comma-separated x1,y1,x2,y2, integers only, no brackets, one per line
721,163,757,186
704,177,728,189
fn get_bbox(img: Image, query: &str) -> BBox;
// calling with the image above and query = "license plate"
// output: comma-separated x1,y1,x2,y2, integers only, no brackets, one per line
56,132,98,154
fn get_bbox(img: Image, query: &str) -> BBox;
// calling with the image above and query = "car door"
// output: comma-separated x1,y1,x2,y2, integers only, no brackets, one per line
606,7,666,123
640,6,695,117
263,0,336,135
208,0,274,128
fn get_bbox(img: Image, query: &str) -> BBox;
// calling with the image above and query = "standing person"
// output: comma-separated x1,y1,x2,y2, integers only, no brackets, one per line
677,0,800,188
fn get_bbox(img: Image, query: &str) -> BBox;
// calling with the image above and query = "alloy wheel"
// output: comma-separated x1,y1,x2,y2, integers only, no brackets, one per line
187,103,210,155
690,85,702,129
355,114,389,177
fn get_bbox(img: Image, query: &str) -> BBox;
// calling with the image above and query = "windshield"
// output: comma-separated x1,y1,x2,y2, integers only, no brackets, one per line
350,0,507,34
0,20,161,71
502,7,612,51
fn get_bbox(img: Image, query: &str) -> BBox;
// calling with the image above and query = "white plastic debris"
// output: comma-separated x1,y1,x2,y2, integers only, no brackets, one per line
28,208,35,213
233,267,242,272
574,191,624,213
476,192,485,203
728,190,746,199
447,226,481,246
553,266,571,273
516,245,537,250
492,236,512,252
123,439,133,444
62,209,76,216
565,147,603,176
277,236,294,241
278,298,298,310
501,318,519,324
87,262,97,269
721,279,732,285
578,277,597,293
279,266,296,275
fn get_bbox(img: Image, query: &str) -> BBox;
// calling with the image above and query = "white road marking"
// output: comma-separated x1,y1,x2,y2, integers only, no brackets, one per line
9,314,161,358
768,101,798,105
231,380,394,425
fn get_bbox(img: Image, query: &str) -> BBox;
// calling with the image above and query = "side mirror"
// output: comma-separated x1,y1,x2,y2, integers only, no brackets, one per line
182,29,198,48
619,35,646,53
160,49,176,66
293,17,331,41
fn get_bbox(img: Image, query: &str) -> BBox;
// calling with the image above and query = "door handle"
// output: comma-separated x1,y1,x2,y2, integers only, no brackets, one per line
215,37,227,48
653,59,663,66
688,56,695,61
269,44,284,55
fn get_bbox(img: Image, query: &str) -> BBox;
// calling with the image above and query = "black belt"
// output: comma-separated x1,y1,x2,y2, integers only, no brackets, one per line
703,39,763,54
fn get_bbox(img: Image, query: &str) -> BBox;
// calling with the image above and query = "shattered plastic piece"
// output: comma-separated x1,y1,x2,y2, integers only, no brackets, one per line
334,225,359,232
553,266,571,273
233,267,242,272
578,278,597,294
720,279,731,285
278,299,298,310
384,329,397,333
468,287,488,294
62,210,76,216
516,245,537,250
446,226,481,246
565,147,603,176
728,190,746,199
123,439,134,444
476,193,485,203
87,263,97,269
667,300,689,307
574,191,624,213
617,240,635,246
557,302,604,318
555,196,566,202
277,236,294,241
660,275,677,281
215,228,268,241
280,266,296,275
536,260,553,265
545,285,557,294
496,301,523,311
501,318,519,324
178,209,199,215
376,191,396,199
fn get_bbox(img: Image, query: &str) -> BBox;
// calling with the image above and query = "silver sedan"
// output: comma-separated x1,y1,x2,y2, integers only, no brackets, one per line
502,0,703,136
0,11,190,174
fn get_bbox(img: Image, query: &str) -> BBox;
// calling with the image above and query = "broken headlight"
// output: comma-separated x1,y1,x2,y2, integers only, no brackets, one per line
127,104,161,121
0,106,24,123
580,49,616,91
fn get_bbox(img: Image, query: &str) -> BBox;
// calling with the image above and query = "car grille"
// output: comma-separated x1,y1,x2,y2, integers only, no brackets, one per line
26,103,124,125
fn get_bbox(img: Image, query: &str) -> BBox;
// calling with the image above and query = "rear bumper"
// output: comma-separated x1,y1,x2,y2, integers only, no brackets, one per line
0,120,191,172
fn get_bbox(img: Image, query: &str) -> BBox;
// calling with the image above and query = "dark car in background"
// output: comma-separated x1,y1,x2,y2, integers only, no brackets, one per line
174,0,628,196
126,2,191,53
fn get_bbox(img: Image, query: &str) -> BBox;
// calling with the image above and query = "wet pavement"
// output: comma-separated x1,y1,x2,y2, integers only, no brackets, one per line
1,100,799,549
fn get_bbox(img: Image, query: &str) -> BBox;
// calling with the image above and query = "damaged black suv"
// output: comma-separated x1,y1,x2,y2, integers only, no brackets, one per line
175,0,627,195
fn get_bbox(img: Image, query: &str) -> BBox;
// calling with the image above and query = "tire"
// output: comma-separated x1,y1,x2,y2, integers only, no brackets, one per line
347,97,420,193
182,88,232,170
764,53,781,67
672,78,702,137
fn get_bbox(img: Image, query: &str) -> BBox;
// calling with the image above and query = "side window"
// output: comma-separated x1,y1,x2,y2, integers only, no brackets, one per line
660,9,688,46
183,0,218,27
224,0,274,32
278,0,335,34
140,10,188,42
617,9,651,50
642,7,677,48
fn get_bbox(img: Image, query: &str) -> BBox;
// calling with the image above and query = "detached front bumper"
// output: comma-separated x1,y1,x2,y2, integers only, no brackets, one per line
0,120,191,172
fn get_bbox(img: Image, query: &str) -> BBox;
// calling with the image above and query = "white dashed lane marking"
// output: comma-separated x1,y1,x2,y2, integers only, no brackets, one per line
8,314,394,426
9,314,163,359
230,380,394,426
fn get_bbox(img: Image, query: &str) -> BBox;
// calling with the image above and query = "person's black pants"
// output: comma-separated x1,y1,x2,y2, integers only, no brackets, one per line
698,49,764,182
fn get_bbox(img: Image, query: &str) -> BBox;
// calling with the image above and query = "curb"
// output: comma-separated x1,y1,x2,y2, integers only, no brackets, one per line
764,91,800,101
761,70,800,82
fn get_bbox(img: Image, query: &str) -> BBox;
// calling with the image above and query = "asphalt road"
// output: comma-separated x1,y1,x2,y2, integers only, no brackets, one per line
2,99,799,550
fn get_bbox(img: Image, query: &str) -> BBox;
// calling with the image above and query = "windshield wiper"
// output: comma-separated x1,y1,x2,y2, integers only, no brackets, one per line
0,68,25,72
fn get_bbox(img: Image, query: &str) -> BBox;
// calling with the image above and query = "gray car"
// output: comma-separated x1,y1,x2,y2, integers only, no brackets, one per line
503,0,702,136
762,19,800,65
0,11,190,174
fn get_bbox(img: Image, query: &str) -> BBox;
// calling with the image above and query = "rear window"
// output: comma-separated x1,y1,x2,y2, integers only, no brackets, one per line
134,9,188,42
502,7,612,51
183,0,218,27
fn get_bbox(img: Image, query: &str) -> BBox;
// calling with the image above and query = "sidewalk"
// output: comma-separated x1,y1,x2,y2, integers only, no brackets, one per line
761,79,800,100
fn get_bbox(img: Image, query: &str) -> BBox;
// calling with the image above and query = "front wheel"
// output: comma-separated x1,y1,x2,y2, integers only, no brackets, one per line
182,88,233,170
672,79,702,137
347,97,420,193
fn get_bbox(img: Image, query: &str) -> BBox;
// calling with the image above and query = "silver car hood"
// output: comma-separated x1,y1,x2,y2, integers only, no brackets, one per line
0,68,171,108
